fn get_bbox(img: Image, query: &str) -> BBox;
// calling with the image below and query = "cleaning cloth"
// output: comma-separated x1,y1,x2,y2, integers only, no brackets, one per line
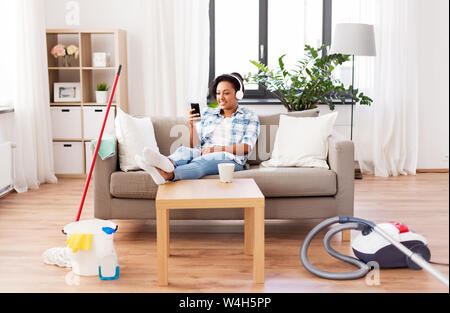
66,233,93,253
90,133,116,160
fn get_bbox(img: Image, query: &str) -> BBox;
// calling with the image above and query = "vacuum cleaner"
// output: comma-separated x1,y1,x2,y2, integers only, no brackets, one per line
300,216,449,288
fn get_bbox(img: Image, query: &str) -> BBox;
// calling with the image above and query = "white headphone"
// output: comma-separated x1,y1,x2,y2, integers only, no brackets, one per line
229,74,244,100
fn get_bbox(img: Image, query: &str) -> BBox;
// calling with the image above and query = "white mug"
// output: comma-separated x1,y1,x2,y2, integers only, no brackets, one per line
218,163,235,183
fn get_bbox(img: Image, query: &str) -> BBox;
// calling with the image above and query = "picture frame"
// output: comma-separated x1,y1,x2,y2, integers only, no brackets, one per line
92,52,111,67
53,82,81,102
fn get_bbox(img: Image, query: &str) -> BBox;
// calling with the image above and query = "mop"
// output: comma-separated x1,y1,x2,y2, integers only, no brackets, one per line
43,65,122,268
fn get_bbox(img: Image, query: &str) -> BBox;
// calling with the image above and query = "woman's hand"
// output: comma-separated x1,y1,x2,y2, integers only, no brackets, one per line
188,108,201,148
188,108,200,127
200,146,216,155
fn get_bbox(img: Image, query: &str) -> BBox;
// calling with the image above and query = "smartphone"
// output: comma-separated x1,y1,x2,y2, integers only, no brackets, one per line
190,103,201,117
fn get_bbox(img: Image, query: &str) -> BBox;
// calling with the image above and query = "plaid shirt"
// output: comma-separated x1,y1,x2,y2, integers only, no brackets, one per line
196,106,260,165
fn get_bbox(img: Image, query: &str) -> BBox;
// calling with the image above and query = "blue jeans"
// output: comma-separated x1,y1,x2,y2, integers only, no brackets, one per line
168,146,244,181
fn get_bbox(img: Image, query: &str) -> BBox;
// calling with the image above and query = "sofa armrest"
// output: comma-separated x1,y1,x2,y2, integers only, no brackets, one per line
327,130,354,216
93,139,118,219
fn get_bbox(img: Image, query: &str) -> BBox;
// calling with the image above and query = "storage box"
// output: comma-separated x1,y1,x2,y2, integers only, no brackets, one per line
53,142,84,174
51,107,82,139
83,106,115,140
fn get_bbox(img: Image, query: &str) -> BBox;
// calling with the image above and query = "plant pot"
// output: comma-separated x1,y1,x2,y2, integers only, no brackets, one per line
95,91,108,104
286,101,319,112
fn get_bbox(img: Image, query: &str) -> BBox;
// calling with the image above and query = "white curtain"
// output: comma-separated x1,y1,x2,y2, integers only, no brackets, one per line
9,0,57,192
142,0,210,117
334,0,420,176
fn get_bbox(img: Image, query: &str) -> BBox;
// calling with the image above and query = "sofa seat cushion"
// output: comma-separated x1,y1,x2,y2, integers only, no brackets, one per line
203,165,337,197
111,171,159,199
110,165,337,199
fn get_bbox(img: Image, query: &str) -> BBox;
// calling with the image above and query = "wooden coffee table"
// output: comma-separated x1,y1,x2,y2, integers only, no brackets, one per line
155,178,265,286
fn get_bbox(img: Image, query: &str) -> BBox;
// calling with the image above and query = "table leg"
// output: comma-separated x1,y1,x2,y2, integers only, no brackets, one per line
253,206,265,284
167,211,170,257
244,207,254,255
157,207,169,286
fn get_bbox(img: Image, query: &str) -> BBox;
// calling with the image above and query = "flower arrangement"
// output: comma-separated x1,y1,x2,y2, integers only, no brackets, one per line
66,45,79,59
50,44,66,57
50,44,79,67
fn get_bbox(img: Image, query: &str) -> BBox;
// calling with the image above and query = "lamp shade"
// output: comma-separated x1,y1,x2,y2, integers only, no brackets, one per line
330,23,376,56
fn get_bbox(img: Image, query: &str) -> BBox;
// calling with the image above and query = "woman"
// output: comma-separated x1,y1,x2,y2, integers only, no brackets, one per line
136,72,260,185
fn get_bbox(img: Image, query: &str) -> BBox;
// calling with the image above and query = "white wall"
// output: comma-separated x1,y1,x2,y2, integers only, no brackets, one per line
42,0,449,169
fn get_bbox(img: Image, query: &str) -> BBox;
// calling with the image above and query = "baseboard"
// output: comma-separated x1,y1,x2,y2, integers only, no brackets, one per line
355,169,448,174
416,169,449,173
56,174,87,179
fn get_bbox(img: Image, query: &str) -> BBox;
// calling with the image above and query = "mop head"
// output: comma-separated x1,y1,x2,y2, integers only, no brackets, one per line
42,247,72,268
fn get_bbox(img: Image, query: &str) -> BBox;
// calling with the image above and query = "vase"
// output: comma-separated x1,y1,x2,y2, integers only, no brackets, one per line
96,91,108,104
63,55,70,67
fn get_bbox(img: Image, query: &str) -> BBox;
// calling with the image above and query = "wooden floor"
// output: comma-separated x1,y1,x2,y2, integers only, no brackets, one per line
0,173,448,293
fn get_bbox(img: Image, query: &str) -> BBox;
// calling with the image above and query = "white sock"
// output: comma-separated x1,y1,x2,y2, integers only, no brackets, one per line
143,147,174,173
135,155,165,185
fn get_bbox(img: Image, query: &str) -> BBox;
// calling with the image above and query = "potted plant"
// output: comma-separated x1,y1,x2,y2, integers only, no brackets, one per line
245,44,372,111
95,82,109,104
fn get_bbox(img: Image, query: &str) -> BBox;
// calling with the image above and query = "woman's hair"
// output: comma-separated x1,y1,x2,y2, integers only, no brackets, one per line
210,72,244,100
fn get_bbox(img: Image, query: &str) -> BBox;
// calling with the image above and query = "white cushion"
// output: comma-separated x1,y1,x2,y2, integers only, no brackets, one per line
261,112,338,169
114,108,159,171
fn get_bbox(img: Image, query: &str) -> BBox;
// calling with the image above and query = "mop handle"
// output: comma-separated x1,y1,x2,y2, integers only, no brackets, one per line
374,226,449,288
75,65,122,222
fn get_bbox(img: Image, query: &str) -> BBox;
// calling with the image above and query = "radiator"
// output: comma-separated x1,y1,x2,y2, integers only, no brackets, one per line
0,142,14,196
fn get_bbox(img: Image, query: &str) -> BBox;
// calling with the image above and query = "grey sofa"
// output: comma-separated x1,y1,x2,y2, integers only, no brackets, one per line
93,108,354,221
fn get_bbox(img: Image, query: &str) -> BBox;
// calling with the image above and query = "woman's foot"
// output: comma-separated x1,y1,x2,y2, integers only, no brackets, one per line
155,167,174,181
143,147,175,172
135,155,166,185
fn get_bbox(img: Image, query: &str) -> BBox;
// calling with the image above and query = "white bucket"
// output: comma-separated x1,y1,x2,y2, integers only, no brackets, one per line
63,219,118,276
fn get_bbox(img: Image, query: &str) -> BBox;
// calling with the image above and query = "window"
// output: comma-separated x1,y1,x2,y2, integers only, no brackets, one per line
209,0,331,101
0,1,15,108
214,0,260,91
267,0,323,71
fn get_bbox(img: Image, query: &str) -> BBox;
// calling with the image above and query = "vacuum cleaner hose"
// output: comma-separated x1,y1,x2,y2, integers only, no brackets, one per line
300,217,371,280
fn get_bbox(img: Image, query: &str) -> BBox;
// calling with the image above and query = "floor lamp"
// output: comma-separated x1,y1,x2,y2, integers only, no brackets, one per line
330,23,376,179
